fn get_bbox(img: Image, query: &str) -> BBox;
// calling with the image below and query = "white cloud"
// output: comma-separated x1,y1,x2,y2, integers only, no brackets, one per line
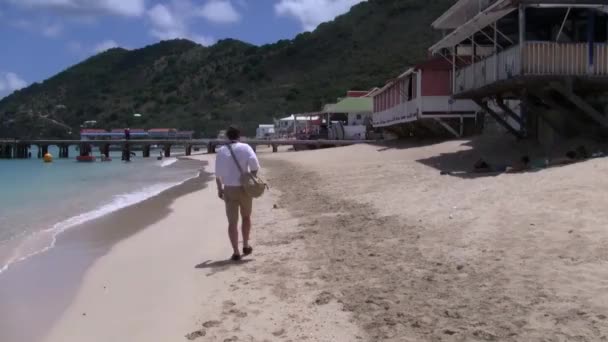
199,0,240,24
275,0,365,31
5,0,146,17
8,18,63,38
146,1,217,46
42,23,63,37
93,39,119,53
0,72,28,98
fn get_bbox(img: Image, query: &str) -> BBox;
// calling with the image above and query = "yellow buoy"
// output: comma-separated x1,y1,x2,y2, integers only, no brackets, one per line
43,153,53,163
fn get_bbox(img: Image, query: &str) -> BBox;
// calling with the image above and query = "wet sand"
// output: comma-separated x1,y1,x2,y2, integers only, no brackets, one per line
0,159,208,342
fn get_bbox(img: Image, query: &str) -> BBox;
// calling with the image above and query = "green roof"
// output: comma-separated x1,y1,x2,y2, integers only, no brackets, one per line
323,97,372,114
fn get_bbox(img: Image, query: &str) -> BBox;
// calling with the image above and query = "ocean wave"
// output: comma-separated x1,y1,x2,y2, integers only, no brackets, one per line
0,172,199,275
160,158,178,167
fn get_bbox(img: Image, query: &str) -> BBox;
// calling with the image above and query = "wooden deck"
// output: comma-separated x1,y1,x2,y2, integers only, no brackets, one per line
454,42,608,97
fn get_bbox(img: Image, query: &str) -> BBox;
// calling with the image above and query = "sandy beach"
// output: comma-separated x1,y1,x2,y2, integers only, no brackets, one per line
28,139,608,341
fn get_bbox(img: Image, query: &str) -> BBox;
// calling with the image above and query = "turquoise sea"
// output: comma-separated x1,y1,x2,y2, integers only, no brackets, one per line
0,146,200,274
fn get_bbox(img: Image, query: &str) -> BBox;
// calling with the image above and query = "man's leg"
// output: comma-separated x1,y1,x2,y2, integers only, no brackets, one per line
241,215,251,249
240,190,253,252
224,189,241,256
228,222,239,255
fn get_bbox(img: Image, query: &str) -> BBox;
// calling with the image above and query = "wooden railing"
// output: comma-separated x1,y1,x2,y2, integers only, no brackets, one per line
372,102,418,128
453,42,608,94
524,42,608,76
455,46,520,94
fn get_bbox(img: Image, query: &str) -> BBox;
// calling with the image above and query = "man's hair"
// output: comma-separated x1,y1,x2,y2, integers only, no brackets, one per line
226,126,241,141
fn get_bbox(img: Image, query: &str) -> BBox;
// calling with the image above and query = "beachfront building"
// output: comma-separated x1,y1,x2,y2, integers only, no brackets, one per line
372,58,480,138
275,114,323,137
148,128,178,139
256,124,276,139
429,0,608,144
323,90,374,140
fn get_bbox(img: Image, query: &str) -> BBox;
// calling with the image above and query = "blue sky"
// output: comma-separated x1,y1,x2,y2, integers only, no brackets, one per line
0,0,365,98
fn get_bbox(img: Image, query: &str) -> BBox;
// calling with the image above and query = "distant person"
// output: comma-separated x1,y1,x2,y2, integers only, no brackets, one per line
215,126,260,261
124,128,131,140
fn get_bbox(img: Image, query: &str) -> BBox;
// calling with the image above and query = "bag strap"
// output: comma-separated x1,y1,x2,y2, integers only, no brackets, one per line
226,143,245,176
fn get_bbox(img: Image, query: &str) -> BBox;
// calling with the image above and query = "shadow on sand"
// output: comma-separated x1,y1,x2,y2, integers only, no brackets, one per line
195,259,253,276
372,136,604,179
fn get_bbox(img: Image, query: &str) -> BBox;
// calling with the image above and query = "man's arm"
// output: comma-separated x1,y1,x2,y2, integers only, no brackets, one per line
216,177,224,199
247,146,260,177
215,151,225,199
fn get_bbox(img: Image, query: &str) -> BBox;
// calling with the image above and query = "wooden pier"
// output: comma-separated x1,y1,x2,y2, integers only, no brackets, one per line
0,138,377,159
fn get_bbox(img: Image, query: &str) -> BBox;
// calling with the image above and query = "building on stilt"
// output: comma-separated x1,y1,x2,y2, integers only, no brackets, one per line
429,0,608,145
371,58,481,139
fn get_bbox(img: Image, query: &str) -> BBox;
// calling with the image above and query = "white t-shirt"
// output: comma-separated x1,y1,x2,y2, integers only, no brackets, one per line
215,142,260,187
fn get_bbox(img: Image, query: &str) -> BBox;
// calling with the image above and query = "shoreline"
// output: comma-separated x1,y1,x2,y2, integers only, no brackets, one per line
38,152,363,342
0,159,210,342
5,140,607,341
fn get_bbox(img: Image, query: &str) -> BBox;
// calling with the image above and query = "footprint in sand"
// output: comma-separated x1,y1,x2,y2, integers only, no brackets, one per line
223,300,237,309
272,328,286,337
202,320,221,328
228,308,248,318
185,329,206,340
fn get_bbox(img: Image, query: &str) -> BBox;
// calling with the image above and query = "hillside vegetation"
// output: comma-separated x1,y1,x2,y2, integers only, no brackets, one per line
0,0,452,138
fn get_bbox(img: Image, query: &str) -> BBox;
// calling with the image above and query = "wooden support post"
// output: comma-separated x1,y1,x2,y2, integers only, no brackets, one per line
42,145,48,158
102,144,110,158
185,145,192,156
519,5,526,61
59,145,69,158
550,82,608,128
522,100,567,138
122,143,132,161
529,88,598,137
142,144,150,158
79,143,91,157
272,144,278,153
495,96,523,126
434,118,461,138
473,99,524,139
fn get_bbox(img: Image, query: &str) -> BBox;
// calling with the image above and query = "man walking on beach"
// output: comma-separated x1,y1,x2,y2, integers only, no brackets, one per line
215,126,260,261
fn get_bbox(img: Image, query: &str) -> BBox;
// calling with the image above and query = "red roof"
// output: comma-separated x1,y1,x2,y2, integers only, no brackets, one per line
346,90,370,98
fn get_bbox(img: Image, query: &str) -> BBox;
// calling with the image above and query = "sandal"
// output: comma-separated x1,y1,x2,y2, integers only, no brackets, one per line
243,246,253,256
231,254,242,261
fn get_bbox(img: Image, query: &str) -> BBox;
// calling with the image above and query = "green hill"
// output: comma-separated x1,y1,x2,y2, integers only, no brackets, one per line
0,0,452,138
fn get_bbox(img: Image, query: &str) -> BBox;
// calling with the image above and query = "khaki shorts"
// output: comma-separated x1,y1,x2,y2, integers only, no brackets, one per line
224,186,253,225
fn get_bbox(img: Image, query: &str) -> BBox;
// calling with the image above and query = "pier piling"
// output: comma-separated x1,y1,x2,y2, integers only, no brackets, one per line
206,143,215,154
142,144,151,158
58,145,69,158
